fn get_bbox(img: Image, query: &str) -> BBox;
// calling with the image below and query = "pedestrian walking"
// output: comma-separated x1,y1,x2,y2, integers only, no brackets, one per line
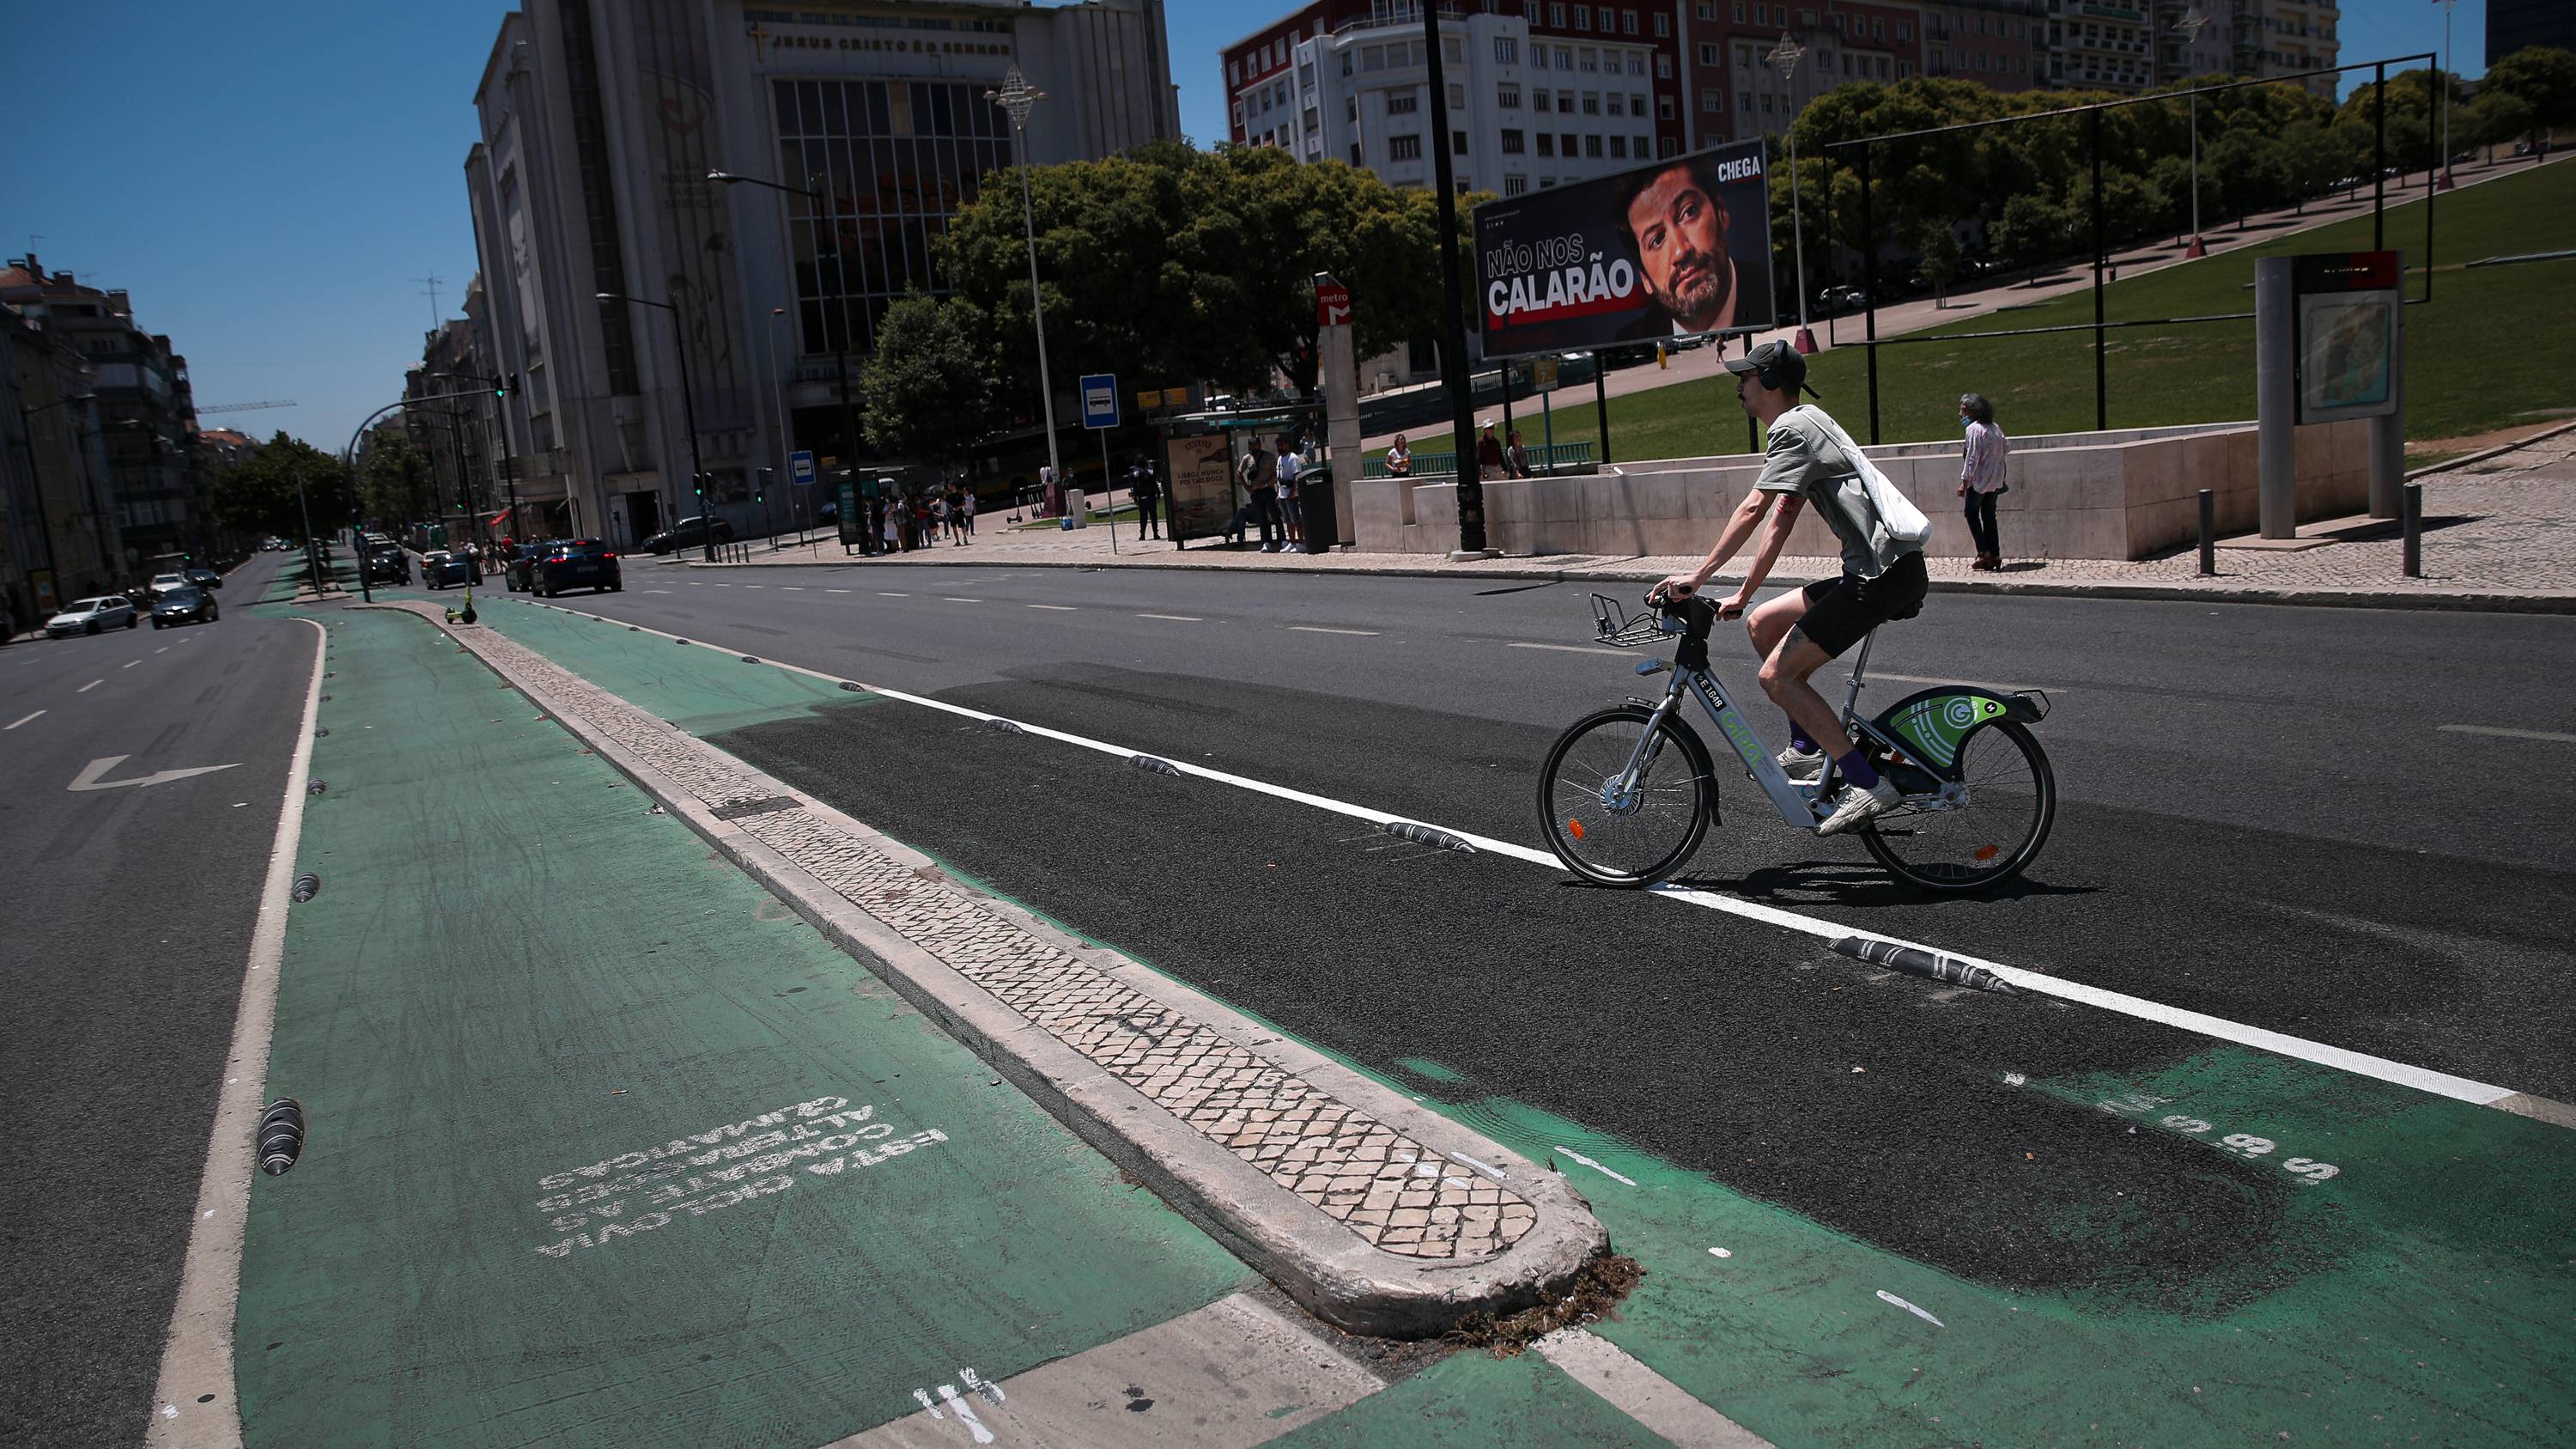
957,486,976,541
1385,434,1413,478
1957,393,2010,571
1127,455,1162,539
1474,419,1505,481
1275,442,1303,553
1504,429,1533,479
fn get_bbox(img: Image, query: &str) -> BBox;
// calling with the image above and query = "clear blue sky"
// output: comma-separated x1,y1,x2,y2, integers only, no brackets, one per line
1,1,2487,457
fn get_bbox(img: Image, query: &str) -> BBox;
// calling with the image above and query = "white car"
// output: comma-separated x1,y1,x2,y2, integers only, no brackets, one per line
147,572,191,599
46,596,140,636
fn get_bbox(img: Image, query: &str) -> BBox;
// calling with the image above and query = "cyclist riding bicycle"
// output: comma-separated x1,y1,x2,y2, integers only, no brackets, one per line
1650,339,1931,837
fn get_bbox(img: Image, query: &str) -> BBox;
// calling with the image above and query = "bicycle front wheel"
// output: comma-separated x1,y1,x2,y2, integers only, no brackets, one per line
1537,705,1716,887
1861,721,2055,892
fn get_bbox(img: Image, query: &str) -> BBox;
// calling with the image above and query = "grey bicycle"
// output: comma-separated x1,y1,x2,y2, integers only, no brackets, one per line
1537,593,2056,893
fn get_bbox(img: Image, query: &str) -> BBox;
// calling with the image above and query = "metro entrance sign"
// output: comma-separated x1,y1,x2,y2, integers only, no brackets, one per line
1315,277,1351,329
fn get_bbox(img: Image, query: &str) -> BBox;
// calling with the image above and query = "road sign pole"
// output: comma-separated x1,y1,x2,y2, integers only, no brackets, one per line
1101,429,1117,556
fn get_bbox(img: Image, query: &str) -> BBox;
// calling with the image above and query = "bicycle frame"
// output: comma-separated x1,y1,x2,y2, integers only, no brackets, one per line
1614,630,1897,831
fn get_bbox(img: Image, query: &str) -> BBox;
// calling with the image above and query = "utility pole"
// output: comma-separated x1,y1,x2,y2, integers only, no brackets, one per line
1424,1,1487,557
2172,9,2211,256
986,68,1071,526
1767,31,1817,351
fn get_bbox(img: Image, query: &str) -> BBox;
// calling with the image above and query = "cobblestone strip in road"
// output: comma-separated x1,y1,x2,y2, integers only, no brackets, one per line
371,604,1574,1294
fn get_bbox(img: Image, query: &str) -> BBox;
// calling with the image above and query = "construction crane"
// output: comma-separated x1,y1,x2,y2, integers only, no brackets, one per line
195,399,297,415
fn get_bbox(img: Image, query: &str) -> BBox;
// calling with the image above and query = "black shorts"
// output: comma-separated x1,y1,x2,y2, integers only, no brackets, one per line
1792,551,1929,658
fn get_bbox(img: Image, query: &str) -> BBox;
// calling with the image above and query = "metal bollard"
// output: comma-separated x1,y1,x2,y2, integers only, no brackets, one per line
2197,489,2215,576
2403,482,2422,578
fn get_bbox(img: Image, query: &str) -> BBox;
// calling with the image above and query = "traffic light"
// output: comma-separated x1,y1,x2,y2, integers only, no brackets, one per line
755,466,770,504
492,374,511,399
693,472,706,500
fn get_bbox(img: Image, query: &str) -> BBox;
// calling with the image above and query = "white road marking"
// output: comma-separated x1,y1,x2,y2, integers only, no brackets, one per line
1869,671,2057,696
77,679,101,693
2439,723,2576,745
1876,1289,1946,1328
6,710,44,729
70,756,243,792
147,616,325,1449
1027,603,1077,612
1290,625,1378,636
123,660,142,669
1138,613,1201,622
780,586,803,590
1511,642,1628,656
1708,1246,1733,1258
878,591,909,597
525,597,2568,1127
826,588,852,594
944,597,981,604
1535,1328,1775,1448
1552,1146,1637,1186
742,584,764,589
155,648,168,654
687,582,704,587
646,588,674,594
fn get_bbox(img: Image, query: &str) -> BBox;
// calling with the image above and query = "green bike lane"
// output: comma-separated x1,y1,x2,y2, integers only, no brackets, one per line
459,594,2576,1446
237,600,1248,1446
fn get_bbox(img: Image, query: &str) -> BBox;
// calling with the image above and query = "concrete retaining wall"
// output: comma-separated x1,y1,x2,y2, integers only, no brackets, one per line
1350,419,2374,560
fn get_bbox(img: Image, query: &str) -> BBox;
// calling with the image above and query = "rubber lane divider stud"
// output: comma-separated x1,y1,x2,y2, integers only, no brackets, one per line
741,655,758,664
838,681,866,692
1382,820,1478,853
290,872,321,904
983,717,1025,734
307,781,326,796
257,1098,306,1177
1128,753,1182,776
313,728,327,738
1829,935,2021,995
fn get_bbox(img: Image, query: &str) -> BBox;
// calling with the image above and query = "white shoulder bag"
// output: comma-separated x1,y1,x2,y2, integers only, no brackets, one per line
1806,407,1932,551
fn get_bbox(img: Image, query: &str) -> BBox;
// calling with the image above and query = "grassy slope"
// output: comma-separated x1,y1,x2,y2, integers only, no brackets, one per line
1495,160,2574,459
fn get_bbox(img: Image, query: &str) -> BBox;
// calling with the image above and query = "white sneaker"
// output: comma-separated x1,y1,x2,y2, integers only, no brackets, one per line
1816,778,1902,837
1775,744,1824,780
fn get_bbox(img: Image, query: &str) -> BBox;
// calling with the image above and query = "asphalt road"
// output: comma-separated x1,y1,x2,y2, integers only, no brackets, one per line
474,556,2576,1308
0,552,313,1448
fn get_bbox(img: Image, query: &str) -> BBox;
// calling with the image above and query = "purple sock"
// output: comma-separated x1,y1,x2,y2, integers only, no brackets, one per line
1789,728,1816,754
1838,751,1880,790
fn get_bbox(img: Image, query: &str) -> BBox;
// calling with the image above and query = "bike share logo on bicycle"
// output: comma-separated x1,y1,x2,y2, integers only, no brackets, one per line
1895,695,2006,770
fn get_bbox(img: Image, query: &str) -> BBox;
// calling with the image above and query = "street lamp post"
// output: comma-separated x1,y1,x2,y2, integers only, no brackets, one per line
2435,0,2456,190
1766,32,1817,352
2173,9,2211,257
708,169,869,551
986,66,1072,527
598,291,709,560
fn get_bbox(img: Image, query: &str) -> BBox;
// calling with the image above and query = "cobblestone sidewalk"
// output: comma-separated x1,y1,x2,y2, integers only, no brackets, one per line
693,430,2576,611
365,600,1601,1334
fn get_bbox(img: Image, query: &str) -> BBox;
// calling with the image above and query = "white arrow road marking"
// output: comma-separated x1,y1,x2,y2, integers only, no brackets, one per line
69,755,242,792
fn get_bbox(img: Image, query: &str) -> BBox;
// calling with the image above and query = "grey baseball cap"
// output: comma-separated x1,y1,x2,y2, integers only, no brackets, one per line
1723,340,1821,398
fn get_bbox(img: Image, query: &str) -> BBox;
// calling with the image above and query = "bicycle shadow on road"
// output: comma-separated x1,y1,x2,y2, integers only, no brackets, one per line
1678,859,2101,910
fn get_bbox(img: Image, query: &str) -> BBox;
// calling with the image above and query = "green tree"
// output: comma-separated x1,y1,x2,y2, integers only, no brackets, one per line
2482,45,2576,141
2466,89,2537,161
2096,167,2167,247
1992,192,2069,287
211,432,348,540
1917,221,1965,307
359,429,431,527
857,292,999,466
2204,127,2287,228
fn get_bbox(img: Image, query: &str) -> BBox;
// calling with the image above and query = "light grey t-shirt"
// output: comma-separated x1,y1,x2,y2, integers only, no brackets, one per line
1752,404,1911,579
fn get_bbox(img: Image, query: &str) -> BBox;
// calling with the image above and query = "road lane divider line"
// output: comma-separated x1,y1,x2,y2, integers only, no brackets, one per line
1870,671,2061,696
1511,642,1629,656
519,599,2571,1126
147,616,326,1449
1027,604,1078,612
878,591,909,597
944,597,981,604
826,588,852,594
77,679,101,693
6,709,43,729
1290,625,1379,636
2439,723,2576,745
1138,613,1201,622
124,660,142,669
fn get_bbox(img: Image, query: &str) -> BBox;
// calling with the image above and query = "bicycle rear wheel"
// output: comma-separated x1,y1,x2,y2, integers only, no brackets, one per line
1861,721,2054,892
1537,705,1716,887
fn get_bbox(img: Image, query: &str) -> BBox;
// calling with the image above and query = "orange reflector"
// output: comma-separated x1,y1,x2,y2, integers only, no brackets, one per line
1973,844,2001,861
1567,819,1586,840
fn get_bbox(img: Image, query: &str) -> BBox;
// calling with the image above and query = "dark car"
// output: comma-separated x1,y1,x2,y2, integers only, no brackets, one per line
503,539,562,592
424,552,480,589
532,538,621,596
185,567,224,592
362,544,410,584
152,587,219,629
640,515,735,554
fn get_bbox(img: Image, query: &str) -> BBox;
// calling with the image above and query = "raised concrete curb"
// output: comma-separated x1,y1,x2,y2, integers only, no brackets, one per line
355,600,1608,1338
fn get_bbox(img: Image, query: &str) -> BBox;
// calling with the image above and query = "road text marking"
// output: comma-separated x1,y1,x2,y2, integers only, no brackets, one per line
2439,723,2576,745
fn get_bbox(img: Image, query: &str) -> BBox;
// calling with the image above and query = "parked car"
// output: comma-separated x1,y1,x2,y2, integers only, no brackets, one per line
532,538,621,597
424,552,480,589
151,587,218,629
640,515,735,554
47,596,139,636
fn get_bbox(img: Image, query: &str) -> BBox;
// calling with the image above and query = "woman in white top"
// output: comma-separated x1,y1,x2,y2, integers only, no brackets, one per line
1957,393,2010,572
1384,434,1412,478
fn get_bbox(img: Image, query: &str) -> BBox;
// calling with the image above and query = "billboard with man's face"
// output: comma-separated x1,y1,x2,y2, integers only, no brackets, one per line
1473,139,1777,359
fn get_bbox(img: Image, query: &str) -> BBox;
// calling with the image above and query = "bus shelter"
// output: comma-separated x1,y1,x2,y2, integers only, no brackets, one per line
1157,403,1333,551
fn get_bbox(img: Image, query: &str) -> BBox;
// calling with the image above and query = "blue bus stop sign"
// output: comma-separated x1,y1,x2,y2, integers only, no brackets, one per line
790,450,817,486
1080,374,1119,430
